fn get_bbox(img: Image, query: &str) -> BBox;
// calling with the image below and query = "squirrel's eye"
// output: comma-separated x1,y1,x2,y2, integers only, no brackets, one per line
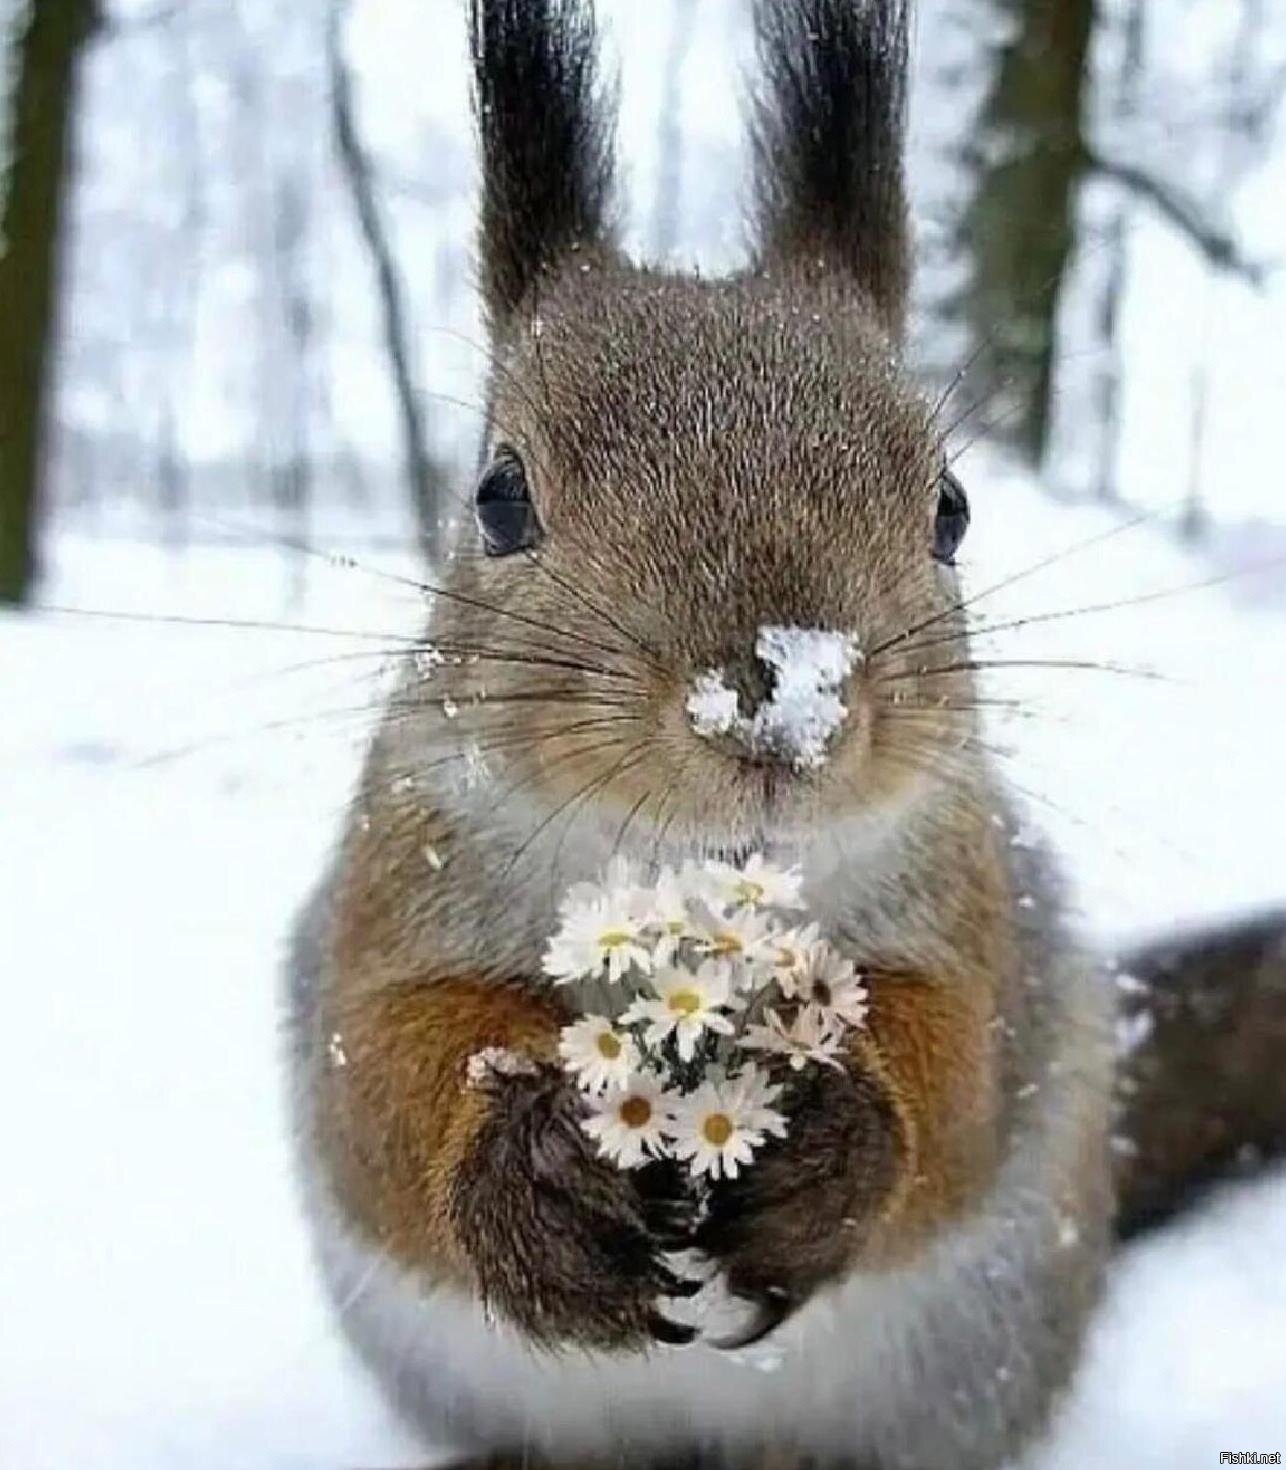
476,449,542,557
933,469,970,565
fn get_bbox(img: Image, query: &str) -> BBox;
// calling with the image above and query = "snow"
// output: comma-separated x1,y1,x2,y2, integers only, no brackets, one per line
5,0,1286,1460
0,539,432,1470
687,673,743,741
465,1047,538,1087
687,626,863,772
3,468,1285,1466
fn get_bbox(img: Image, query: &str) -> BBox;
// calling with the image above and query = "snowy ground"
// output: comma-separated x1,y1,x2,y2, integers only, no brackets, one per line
3,454,1285,1468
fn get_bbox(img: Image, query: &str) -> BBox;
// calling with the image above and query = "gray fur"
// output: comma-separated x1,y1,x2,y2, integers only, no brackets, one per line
282,3,1117,1466
285,782,1113,1468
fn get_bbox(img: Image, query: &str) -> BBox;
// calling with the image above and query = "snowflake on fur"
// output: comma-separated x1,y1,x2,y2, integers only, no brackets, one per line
480,855,871,1183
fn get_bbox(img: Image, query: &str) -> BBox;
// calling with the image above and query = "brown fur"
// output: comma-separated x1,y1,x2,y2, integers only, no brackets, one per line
860,967,1002,1258
318,976,566,1286
1116,911,1286,1236
285,4,1156,1467
298,53,1070,1422
452,1064,704,1349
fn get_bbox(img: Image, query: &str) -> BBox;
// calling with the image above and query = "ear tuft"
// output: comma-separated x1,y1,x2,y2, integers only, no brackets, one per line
750,0,911,336
470,0,617,332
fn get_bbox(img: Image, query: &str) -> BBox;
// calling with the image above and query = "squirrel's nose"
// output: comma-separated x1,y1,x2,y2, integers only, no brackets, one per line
686,625,864,774
723,652,778,720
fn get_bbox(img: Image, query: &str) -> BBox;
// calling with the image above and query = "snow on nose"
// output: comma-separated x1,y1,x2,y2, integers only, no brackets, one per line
686,625,863,772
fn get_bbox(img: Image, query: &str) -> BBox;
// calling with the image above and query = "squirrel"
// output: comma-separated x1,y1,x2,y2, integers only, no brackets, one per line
285,1,1286,1467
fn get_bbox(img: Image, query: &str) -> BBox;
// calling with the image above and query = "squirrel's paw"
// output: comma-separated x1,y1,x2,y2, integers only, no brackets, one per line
695,1061,905,1347
451,1064,702,1352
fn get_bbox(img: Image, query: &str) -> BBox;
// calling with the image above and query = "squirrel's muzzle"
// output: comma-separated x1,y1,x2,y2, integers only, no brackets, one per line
686,624,864,774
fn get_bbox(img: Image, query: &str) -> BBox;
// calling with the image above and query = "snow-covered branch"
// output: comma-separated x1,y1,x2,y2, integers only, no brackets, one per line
1087,147,1269,284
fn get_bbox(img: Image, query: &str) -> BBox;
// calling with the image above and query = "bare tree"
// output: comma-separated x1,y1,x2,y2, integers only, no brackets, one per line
961,0,1095,466
1179,0,1277,539
327,0,445,561
156,3,204,544
0,0,98,604
961,0,1276,494
652,0,698,262
1087,0,1144,504
268,171,315,561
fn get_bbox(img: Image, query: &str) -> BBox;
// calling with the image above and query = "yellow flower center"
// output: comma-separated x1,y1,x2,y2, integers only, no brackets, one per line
595,1031,623,1060
666,988,703,1017
708,931,743,957
598,928,632,951
734,879,765,905
774,945,798,969
702,1112,734,1147
619,1096,653,1128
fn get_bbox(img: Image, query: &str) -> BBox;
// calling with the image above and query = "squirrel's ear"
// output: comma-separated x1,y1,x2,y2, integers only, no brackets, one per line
469,0,617,333
749,0,911,339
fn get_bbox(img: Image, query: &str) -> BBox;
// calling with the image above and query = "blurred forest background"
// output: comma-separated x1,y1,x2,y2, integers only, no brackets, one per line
5,4,1286,1464
2,0,1285,602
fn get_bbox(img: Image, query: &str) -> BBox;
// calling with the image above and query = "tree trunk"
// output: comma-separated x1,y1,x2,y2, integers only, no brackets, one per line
327,0,445,562
0,0,97,605
962,0,1094,466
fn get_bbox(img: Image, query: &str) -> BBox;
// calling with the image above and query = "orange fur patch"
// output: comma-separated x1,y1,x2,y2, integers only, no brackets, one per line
857,972,1000,1263
316,977,565,1285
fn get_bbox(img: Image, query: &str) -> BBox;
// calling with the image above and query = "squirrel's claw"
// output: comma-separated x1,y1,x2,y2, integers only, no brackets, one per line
644,1201,699,1249
647,1310,698,1346
712,1285,792,1351
655,1263,705,1299
638,1162,700,1248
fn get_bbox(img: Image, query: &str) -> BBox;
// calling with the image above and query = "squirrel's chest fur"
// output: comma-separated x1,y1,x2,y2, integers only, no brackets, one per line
283,0,1121,1453
289,761,1114,1468
299,964,1110,1470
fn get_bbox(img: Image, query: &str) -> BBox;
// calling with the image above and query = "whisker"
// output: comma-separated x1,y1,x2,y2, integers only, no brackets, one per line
878,698,1068,728
389,715,645,779
128,691,636,771
549,743,652,885
864,510,1162,663
875,657,1168,686
648,761,688,870
362,719,646,811
611,785,656,860
183,518,644,667
877,727,1198,874
928,331,997,425
522,546,665,672
33,604,424,644
223,638,648,690
884,553,1286,663
416,688,638,710
499,738,642,880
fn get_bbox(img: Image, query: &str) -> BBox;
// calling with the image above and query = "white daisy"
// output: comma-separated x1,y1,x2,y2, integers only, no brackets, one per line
667,1065,788,1180
542,892,654,984
740,1006,847,1071
778,943,869,1029
558,1015,640,1094
620,960,741,1062
702,855,806,912
581,1072,676,1169
764,922,822,985
637,865,698,964
687,903,778,972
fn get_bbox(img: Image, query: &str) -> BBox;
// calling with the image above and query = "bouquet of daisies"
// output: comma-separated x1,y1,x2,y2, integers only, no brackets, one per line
536,855,869,1183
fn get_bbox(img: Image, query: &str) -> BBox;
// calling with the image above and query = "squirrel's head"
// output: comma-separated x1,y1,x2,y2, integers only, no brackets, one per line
415,0,980,862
